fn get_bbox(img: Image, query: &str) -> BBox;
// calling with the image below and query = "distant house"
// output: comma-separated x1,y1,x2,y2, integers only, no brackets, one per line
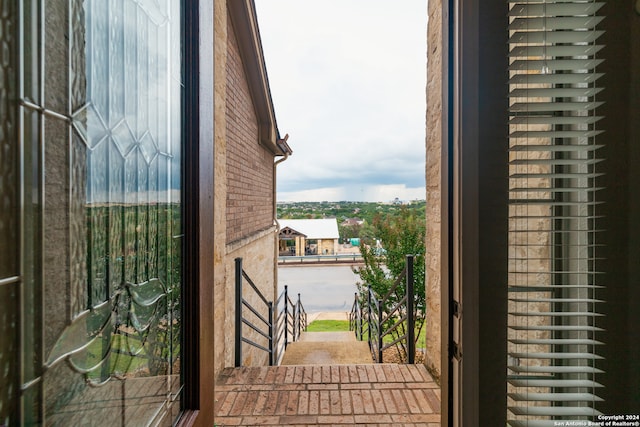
340,217,364,227
278,219,339,256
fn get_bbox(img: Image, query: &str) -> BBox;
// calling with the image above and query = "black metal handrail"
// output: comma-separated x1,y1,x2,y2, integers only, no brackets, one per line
350,255,415,363
349,292,363,340
274,285,307,366
234,257,274,367
235,257,307,367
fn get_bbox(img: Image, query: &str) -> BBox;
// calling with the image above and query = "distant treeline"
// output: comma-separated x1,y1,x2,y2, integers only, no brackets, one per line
276,200,425,224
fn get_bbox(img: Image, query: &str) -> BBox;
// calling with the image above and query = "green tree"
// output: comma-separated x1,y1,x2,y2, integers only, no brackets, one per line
338,223,362,241
353,207,426,362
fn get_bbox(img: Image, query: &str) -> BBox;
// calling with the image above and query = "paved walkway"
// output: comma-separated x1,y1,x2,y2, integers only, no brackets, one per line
214,364,440,426
280,332,373,365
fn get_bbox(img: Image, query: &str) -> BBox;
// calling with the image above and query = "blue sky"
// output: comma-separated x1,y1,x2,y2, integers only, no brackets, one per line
255,0,427,202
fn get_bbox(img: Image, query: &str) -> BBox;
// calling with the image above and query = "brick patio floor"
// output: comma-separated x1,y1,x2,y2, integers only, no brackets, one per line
214,364,440,426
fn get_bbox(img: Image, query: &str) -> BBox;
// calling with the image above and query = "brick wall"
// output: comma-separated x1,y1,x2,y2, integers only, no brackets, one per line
225,13,274,244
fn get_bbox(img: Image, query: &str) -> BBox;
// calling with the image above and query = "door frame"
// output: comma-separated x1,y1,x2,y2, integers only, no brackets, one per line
441,0,509,425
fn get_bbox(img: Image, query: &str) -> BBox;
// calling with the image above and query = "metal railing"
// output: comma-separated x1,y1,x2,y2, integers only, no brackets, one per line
274,285,307,366
235,257,307,367
349,254,415,363
278,254,363,264
349,292,363,341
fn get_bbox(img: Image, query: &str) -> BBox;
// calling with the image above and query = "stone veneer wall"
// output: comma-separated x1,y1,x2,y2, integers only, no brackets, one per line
425,0,443,384
213,0,229,379
225,230,277,368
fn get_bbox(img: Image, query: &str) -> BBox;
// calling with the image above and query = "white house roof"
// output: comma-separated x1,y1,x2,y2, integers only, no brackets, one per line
278,219,339,240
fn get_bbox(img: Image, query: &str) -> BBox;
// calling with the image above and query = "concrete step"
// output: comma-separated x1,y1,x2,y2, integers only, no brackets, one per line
299,331,357,342
281,332,373,365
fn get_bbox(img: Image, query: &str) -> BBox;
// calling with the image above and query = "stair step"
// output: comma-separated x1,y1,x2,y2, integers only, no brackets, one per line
281,340,373,365
299,331,357,342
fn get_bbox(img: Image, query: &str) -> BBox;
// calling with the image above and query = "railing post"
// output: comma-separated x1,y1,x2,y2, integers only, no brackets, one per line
268,301,274,366
297,293,302,338
352,292,358,339
292,300,297,341
406,255,415,364
302,304,307,331
367,287,372,350
358,295,363,340
377,299,383,363
234,257,243,367
284,285,289,348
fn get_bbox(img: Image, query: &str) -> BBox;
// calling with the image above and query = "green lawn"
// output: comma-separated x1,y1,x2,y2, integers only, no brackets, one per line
306,319,350,332
306,319,427,349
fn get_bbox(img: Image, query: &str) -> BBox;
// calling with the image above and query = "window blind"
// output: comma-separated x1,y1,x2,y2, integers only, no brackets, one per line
507,1,605,425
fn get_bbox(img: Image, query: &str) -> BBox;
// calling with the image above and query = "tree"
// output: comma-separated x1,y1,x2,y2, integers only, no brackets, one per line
353,207,426,362
338,223,361,241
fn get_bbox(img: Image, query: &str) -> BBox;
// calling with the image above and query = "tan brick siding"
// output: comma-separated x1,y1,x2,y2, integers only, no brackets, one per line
225,13,274,244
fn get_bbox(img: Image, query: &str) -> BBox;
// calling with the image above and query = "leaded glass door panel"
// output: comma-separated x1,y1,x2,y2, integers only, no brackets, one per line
0,0,184,424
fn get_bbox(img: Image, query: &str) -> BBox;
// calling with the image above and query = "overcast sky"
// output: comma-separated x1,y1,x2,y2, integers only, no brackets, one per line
255,0,427,203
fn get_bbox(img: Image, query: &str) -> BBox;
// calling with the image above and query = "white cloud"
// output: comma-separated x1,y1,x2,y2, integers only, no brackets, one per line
278,184,425,203
256,0,427,202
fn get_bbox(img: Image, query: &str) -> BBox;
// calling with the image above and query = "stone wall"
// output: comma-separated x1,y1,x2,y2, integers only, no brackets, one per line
225,229,278,367
425,0,443,384
213,0,229,379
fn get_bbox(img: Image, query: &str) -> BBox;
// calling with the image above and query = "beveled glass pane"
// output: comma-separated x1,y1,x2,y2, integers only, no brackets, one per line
21,107,43,393
136,10,149,139
22,0,40,104
0,283,20,424
44,0,69,115
29,0,183,424
43,117,75,354
109,0,126,128
88,139,109,306
89,0,109,122
70,0,87,112
124,0,138,133
0,0,19,279
70,128,89,316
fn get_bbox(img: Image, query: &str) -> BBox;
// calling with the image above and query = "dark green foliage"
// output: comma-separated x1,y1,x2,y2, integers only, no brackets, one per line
353,207,426,361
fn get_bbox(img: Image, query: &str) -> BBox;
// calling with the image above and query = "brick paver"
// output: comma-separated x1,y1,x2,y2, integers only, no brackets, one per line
215,364,440,426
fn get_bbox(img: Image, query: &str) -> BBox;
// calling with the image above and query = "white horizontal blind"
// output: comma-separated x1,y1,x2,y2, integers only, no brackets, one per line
507,1,605,425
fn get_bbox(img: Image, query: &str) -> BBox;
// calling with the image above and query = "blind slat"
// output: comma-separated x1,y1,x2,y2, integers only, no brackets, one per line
508,378,604,387
509,30,603,44
510,158,601,166
509,16,604,31
509,72,603,85
509,407,603,417
509,59,603,72
510,298,604,303
509,87,602,98
510,101,604,112
507,0,605,419
510,116,603,125
508,367,605,375
510,44,604,57
508,3,604,16
509,339,604,346
508,324,605,332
